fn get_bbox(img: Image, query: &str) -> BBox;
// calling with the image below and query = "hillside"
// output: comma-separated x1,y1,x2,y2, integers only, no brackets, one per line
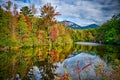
61,20,99,29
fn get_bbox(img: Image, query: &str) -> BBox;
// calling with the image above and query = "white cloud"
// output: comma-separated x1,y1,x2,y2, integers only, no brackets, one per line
55,0,120,25
1,0,120,26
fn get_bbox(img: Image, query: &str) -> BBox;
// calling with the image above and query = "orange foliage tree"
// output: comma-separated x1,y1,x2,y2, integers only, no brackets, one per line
39,3,61,43
50,25,59,42
40,3,60,27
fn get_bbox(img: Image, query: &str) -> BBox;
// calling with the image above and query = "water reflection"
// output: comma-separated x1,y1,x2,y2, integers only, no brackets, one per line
27,60,56,80
75,42,100,46
0,43,120,80
55,52,109,80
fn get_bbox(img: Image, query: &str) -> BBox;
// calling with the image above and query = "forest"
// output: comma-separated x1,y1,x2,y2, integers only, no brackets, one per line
0,1,120,49
0,1,120,80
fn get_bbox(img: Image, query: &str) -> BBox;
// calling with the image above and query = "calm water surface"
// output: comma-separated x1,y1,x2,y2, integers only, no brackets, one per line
0,42,120,80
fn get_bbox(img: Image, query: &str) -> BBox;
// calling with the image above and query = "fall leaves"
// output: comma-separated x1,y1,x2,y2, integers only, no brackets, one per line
0,1,72,47
50,25,59,42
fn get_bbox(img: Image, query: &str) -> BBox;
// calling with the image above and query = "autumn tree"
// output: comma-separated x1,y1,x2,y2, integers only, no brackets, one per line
50,25,59,42
40,3,60,28
17,14,28,45
35,3,61,44
8,3,19,41
20,6,33,31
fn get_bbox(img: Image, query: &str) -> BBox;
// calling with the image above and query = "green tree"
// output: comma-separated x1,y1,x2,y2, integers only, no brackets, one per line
0,8,12,47
20,6,32,16
96,13,120,44
17,14,29,46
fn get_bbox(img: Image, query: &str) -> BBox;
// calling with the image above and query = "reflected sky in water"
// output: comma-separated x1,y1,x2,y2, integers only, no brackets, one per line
27,51,112,80
0,43,120,80
54,52,109,80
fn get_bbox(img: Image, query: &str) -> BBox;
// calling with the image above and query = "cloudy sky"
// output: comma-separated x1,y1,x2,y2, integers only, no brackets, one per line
0,0,120,26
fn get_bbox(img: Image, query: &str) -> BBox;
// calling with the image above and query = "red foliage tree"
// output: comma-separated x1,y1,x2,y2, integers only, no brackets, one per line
50,26,59,42
25,16,32,31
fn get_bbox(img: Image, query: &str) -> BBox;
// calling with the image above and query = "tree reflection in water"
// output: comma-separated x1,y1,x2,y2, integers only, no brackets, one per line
26,60,57,80
0,44,120,80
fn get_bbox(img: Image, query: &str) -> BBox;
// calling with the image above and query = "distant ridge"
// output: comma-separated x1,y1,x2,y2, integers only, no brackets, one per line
61,20,99,29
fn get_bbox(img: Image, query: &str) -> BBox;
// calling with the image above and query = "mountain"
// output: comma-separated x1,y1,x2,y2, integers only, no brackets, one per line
61,20,99,29
82,24,99,29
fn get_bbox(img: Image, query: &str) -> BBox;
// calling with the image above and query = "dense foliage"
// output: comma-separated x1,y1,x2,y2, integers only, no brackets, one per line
0,2,72,49
95,14,120,44
0,1,120,80
67,14,120,45
0,1,120,49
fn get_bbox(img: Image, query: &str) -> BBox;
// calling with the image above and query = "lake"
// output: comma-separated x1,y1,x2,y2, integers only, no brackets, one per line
0,42,120,80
